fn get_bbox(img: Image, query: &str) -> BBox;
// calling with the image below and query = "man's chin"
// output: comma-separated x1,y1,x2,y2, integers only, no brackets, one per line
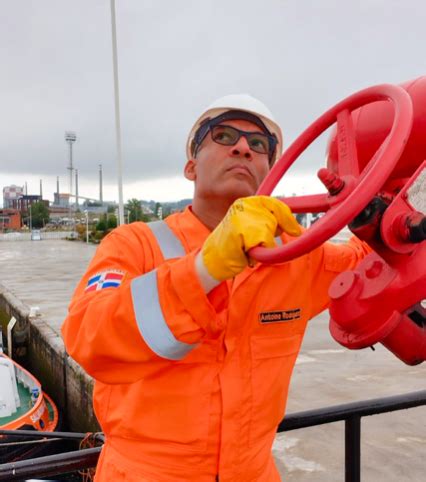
223,185,258,201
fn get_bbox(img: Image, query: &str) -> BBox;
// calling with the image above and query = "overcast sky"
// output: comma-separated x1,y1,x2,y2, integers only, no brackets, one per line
1,0,425,205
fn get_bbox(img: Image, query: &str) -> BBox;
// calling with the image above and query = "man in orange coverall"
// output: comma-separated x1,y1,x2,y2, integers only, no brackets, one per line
62,94,369,481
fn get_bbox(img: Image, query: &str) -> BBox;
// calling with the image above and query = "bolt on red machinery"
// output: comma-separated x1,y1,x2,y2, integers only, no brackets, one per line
251,77,426,365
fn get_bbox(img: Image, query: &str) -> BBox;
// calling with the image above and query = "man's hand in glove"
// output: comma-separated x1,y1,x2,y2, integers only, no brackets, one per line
195,196,301,291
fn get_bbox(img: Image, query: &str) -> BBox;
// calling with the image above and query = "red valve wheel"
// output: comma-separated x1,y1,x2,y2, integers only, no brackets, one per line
250,84,413,264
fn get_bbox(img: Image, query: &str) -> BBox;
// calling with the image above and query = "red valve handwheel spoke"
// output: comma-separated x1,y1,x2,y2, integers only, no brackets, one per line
252,84,413,264
280,194,330,214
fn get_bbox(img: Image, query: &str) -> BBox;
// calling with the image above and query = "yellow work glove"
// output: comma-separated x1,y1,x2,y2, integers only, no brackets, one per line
202,196,301,282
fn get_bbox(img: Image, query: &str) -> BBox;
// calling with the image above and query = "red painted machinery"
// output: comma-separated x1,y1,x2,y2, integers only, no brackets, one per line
251,77,426,365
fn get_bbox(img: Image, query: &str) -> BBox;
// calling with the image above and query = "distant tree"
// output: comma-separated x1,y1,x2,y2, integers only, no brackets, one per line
96,214,108,232
75,223,86,241
30,202,49,228
126,198,143,223
107,205,116,213
162,206,172,219
107,214,117,229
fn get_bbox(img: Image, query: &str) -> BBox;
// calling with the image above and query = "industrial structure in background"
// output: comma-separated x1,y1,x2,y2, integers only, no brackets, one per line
0,208,21,230
1,132,111,230
1,185,46,230
0,130,188,231
64,131,76,209
2,185,24,208
99,164,103,203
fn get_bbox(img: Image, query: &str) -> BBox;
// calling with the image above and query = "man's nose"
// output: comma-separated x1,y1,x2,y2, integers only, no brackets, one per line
229,136,252,160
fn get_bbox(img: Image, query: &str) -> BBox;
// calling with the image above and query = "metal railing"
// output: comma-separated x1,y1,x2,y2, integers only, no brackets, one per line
1,390,425,481
0,430,103,481
278,389,426,482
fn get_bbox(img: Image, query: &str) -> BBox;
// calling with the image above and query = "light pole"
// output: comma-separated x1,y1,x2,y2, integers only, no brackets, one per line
84,210,89,243
65,131,77,226
110,0,125,225
65,132,77,199
29,204,32,231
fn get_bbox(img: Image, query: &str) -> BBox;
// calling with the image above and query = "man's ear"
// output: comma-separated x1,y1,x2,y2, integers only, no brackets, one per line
184,159,197,181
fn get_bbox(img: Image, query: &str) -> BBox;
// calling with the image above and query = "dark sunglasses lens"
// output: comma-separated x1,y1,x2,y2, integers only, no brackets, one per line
247,133,270,154
211,125,239,145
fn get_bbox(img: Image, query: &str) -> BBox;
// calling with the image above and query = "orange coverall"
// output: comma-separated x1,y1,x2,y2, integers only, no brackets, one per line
62,207,369,481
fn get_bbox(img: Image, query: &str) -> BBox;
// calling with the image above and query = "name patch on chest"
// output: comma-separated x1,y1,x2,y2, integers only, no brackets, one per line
258,309,301,324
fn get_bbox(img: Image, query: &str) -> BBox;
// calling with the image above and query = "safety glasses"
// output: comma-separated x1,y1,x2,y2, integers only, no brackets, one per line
209,125,277,161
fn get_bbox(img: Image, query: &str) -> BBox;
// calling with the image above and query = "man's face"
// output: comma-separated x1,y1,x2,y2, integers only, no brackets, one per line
184,119,271,203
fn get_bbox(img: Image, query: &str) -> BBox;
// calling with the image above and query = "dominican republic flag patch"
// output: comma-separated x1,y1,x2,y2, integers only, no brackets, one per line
85,270,125,293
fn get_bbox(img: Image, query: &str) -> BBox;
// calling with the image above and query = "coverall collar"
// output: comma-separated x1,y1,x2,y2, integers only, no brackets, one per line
175,206,212,252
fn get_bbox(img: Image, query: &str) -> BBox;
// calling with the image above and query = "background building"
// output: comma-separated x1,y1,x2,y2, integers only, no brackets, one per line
3,185,24,208
53,192,70,208
48,205,71,222
14,194,46,212
0,208,21,230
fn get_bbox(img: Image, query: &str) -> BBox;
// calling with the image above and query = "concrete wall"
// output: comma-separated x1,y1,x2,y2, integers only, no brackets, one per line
0,283,30,359
0,231,73,242
0,282,99,432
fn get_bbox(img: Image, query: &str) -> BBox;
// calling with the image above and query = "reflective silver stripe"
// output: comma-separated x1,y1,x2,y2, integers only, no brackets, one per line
131,270,197,360
146,221,186,259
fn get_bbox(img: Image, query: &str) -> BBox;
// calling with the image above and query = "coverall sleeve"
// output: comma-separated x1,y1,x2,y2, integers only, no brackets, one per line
307,236,371,319
61,228,227,384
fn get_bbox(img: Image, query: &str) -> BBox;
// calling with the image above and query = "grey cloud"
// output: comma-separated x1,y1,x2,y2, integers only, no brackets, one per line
1,0,425,186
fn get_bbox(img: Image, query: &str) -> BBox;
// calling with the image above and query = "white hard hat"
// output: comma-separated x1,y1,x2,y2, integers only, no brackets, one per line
186,94,283,164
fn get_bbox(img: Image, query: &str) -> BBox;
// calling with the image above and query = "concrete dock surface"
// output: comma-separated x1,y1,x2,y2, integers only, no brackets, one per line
0,239,425,481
